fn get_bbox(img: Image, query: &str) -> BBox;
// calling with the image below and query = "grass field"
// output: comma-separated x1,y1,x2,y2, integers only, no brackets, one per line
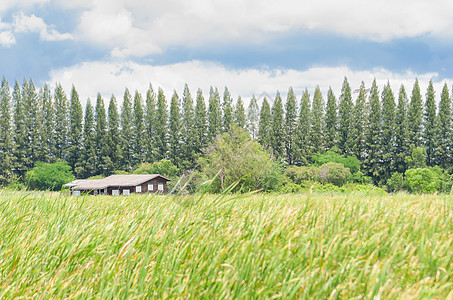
0,190,451,299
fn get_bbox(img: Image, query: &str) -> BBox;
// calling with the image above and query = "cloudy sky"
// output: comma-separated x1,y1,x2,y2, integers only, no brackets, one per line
1,0,453,104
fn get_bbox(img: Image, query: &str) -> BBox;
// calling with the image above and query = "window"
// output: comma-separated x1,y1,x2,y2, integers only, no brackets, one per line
112,190,119,196
148,183,154,191
123,189,130,196
73,191,81,196
158,183,164,192
136,185,142,193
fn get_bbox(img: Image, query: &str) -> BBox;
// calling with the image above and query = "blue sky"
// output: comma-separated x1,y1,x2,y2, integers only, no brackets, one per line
1,0,453,104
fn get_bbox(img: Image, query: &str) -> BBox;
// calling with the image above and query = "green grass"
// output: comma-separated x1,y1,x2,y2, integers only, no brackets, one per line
0,190,452,299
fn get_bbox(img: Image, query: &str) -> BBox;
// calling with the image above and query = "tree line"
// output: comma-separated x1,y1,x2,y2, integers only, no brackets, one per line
0,76,451,186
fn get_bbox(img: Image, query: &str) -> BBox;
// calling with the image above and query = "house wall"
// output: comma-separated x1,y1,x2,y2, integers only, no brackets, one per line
74,177,169,196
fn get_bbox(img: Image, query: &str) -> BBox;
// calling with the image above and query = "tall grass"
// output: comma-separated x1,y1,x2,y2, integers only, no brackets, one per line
0,190,451,298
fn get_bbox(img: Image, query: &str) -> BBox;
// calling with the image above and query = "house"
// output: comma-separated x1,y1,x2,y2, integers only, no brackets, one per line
63,174,172,196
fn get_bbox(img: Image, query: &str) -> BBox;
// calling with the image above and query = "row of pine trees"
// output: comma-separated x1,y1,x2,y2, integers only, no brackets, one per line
0,76,451,186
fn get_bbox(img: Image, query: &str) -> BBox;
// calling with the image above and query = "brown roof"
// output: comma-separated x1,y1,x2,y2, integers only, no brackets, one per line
63,174,172,190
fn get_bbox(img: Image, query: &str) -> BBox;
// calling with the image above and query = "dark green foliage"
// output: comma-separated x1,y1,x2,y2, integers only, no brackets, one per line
284,165,319,184
310,86,324,154
107,95,122,171
121,88,134,171
194,89,208,154
285,87,297,165
23,79,41,169
12,80,28,179
144,84,156,162
154,88,168,161
380,82,396,182
132,91,145,166
0,77,13,185
405,147,427,169
351,82,367,160
312,150,361,173
258,97,272,151
68,86,83,176
39,84,55,162
54,83,69,161
325,87,337,151
393,85,409,174
271,91,285,159
423,81,437,166
133,159,179,179
234,96,246,129
295,89,311,165
169,91,181,167
404,168,440,194
407,79,423,149
208,87,222,141
95,93,112,175
25,161,74,191
436,83,451,170
181,84,197,169
387,172,404,192
338,78,354,154
222,87,233,132
83,99,96,178
318,162,351,187
246,95,259,139
199,125,279,193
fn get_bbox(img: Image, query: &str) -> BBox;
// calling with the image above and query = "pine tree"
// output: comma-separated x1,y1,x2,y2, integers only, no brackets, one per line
194,88,208,154
222,86,233,132
132,91,145,166
436,83,451,169
310,86,324,154
258,97,272,151
144,84,156,162
295,89,311,165
121,88,133,171
407,79,423,149
108,95,122,170
40,84,55,162
325,87,338,151
351,82,367,160
68,85,84,176
83,99,96,177
423,80,437,166
338,77,354,154
95,93,112,175
168,91,181,167
363,79,382,184
12,80,27,179
208,87,222,140
285,87,297,165
23,79,41,168
271,91,285,159
154,88,168,161
246,95,259,139
54,83,69,161
234,96,246,129
181,84,197,169
393,85,409,174
381,82,396,182
0,77,13,184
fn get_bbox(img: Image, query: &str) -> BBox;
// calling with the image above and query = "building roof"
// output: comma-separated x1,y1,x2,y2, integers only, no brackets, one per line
63,174,172,190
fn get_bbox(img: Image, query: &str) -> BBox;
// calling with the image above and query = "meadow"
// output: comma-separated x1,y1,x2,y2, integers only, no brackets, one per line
0,190,451,299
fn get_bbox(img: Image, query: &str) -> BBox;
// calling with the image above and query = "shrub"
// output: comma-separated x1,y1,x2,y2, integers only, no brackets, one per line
25,161,75,191
318,162,351,186
134,159,179,179
284,165,319,184
312,150,361,173
387,172,404,192
352,171,373,184
404,168,440,194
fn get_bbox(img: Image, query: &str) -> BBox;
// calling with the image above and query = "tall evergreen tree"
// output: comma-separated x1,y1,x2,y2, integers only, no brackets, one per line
295,89,311,165
222,86,233,132
23,79,41,168
436,83,451,169
381,82,396,182
234,96,246,129
194,89,208,155
181,84,197,168
144,84,156,162
246,95,259,139
310,86,324,154
40,84,55,162
0,77,13,184
108,95,122,170
12,80,27,179
168,91,181,167
132,91,145,166
154,88,168,161
325,87,338,151
407,79,423,149
363,79,382,184
423,80,437,166
351,82,367,160
338,77,354,154
258,97,272,151
54,83,69,161
285,87,297,165
208,87,222,140
68,86,84,176
393,85,409,174
83,99,96,177
271,91,285,159
95,93,112,175
121,88,134,171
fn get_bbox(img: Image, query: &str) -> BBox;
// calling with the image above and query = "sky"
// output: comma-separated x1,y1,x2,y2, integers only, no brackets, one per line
1,0,453,105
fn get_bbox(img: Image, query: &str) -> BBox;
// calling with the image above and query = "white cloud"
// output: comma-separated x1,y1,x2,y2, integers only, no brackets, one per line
48,59,448,109
0,0,49,14
0,30,15,47
14,13,72,41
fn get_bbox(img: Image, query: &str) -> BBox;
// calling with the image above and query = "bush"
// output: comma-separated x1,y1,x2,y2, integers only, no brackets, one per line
318,162,351,186
387,172,404,192
352,171,373,184
284,165,319,184
25,161,75,191
134,159,179,179
404,168,440,194
312,150,361,173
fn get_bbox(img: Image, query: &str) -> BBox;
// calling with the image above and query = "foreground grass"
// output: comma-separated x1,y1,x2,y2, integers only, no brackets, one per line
0,190,451,299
